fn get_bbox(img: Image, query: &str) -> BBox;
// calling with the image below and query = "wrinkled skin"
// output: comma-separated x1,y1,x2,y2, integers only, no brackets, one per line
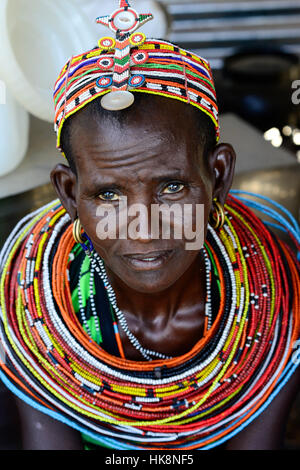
13,96,300,450
51,96,235,360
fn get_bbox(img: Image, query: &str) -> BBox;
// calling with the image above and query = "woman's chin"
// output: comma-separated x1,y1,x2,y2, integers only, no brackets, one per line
100,248,199,294
121,280,176,295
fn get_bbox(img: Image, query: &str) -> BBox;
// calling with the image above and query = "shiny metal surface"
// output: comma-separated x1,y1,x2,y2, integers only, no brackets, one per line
161,0,300,69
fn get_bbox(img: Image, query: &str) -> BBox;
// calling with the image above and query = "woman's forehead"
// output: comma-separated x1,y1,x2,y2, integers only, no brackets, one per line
72,95,200,147
74,125,197,178
66,97,212,185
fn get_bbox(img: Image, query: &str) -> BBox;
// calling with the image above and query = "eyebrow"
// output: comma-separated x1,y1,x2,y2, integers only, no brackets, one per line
86,182,126,195
150,171,188,184
85,170,188,194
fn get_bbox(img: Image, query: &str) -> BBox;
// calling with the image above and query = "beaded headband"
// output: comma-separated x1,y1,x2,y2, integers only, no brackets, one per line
54,0,219,152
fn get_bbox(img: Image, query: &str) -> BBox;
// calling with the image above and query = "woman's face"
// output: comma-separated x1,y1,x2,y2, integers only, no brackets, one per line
52,97,235,294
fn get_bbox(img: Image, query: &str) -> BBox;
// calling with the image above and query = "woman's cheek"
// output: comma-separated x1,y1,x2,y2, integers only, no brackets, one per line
94,203,121,242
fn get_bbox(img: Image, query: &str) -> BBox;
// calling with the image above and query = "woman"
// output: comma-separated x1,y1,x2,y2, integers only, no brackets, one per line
0,1,299,450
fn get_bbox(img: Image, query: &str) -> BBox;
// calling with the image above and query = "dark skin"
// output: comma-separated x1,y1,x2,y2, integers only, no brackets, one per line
13,97,300,449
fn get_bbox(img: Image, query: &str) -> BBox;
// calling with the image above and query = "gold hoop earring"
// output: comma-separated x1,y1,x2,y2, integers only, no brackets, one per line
210,199,225,230
73,218,85,244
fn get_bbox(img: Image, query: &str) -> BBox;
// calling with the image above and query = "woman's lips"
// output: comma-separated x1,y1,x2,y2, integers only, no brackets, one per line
121,250,175,270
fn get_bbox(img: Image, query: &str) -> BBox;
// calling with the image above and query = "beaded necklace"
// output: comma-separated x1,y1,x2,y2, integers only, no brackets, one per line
78,248,212,362
0,192,299,450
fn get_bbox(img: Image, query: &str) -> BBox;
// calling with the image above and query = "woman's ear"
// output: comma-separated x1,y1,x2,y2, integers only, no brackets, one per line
50,164,78,221
209,143,236,205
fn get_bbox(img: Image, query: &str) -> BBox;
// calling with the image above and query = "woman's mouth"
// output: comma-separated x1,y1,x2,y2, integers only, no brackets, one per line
121,250,175,270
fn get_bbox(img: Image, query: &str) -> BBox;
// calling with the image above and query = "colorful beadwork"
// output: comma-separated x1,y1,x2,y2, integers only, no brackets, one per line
97,57,115,71
131,50,149,65
96,76,113,89
98,37,116,50
53,2,219,152
96,1,152,92
128,74,146,88
0,193,299,449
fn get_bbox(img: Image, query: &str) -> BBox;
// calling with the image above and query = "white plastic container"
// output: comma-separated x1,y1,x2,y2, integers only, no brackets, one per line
0,0,96,122
0,85,29,177
0,0,168,123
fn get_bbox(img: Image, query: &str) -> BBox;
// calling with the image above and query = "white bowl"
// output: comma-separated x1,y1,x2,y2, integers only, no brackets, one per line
0,84,29,177
0,0,96,122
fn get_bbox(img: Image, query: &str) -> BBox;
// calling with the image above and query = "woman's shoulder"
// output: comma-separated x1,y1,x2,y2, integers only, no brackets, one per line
0,385,21,450
226,366,300,450
9,393,83,450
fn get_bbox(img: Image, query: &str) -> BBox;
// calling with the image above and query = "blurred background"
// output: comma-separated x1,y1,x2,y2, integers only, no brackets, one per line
0,0,299,450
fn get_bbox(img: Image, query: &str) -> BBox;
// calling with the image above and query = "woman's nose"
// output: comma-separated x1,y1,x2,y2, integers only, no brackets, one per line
125,193,156,242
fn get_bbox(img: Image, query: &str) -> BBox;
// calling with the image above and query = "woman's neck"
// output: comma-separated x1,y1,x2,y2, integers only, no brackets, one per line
105,251,207,327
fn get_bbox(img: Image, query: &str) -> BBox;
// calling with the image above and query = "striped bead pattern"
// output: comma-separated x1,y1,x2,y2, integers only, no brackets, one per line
53,39,219,152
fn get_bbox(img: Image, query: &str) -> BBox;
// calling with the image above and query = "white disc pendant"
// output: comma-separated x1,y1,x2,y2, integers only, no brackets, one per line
101,90,135,111
113,10,136,31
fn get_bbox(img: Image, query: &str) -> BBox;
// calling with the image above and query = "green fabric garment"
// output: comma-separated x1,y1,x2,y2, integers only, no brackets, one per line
81,432,114,450
71,246,102,344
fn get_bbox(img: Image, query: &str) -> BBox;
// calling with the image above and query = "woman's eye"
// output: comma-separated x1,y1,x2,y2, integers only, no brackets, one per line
98,191,120,201
162,183,185,194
